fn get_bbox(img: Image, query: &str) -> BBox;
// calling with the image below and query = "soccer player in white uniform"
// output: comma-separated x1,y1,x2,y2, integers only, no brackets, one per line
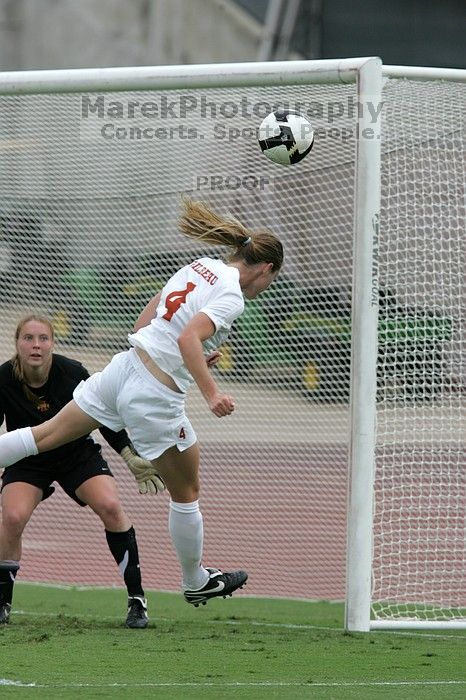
0,199,284,606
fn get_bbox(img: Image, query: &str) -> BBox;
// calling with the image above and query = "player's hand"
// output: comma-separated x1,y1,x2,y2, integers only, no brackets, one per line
206,351,222,367
207,392,235,417
120,446,166,495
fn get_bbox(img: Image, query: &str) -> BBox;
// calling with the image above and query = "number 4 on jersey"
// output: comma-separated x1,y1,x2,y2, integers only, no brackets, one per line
162,282,197,321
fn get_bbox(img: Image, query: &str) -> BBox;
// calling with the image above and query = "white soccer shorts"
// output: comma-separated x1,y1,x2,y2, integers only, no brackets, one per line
73,348,197,460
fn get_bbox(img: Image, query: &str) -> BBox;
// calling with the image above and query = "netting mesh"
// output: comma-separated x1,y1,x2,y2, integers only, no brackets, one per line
373,78,466,621
0,73,464,621
0,81,356,600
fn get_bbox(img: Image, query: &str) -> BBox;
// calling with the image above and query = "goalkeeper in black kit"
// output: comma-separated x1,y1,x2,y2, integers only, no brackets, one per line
0,315,165,628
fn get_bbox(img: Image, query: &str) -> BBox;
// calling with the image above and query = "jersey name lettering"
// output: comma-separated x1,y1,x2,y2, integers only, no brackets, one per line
190,261,218,285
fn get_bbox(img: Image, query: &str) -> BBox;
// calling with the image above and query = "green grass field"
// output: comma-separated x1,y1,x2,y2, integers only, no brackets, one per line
1,583,465,699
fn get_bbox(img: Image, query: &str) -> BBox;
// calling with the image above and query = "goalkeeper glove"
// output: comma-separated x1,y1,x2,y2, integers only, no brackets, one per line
120,445,166,495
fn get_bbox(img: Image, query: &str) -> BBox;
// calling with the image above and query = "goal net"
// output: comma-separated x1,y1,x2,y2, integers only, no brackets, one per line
0,59,463,630
370,70,466,629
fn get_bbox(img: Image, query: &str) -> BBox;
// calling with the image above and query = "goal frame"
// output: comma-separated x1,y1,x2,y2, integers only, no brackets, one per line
1,57,464,631
0,55,383,624
348,62,466,632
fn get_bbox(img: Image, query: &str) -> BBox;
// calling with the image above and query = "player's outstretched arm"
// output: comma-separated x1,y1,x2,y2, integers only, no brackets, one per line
178,313,235,418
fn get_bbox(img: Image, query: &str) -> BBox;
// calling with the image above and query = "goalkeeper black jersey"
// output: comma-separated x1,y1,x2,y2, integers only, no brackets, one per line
0,353,131,467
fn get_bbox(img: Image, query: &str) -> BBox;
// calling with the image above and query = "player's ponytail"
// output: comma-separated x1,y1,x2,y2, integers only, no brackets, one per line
179,198,283,272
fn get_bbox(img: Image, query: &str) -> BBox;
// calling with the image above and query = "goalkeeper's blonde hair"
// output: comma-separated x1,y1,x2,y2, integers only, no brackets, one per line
12,315,55,408
180,198,283,272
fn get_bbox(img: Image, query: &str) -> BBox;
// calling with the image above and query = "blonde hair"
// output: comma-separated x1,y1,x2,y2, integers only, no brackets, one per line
179,198,283,272
12,315,55,407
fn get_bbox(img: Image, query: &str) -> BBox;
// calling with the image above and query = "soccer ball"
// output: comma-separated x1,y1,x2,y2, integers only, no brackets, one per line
258,110,314,166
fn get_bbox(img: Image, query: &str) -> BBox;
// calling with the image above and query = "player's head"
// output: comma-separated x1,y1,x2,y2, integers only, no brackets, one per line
13,315,55,389
179,198,284,275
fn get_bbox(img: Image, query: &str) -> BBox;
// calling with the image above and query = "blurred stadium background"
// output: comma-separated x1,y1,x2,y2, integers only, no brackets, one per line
0,0,465,70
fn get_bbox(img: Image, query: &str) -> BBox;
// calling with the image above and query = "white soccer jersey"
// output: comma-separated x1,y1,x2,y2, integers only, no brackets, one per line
128,257,245,392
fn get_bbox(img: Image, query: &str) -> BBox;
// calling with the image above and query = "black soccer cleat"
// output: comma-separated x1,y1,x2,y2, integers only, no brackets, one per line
125,596,148,629
183,567,248,607
0,602,11,624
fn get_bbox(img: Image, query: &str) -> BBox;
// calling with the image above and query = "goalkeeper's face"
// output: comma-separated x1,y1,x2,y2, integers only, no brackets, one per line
16,319,54,373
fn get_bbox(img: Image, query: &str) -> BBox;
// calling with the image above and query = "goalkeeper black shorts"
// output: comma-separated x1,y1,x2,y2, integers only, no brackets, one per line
0,444,114,507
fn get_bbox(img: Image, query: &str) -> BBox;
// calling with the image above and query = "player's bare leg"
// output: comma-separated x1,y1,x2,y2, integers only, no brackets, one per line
151,442,200,503
32,400,102,453
0,483,43,623
0,401,103,469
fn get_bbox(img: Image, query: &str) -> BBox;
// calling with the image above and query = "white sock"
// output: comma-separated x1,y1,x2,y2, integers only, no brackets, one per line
168,500,209,590
0,427,38,467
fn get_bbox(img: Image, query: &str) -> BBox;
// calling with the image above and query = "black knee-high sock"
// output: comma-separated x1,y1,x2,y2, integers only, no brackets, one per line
105,527,144,598
0,560,20,605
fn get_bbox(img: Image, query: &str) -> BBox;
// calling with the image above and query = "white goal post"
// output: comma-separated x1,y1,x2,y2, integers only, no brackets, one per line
0,58,464,631
350,63,466,631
